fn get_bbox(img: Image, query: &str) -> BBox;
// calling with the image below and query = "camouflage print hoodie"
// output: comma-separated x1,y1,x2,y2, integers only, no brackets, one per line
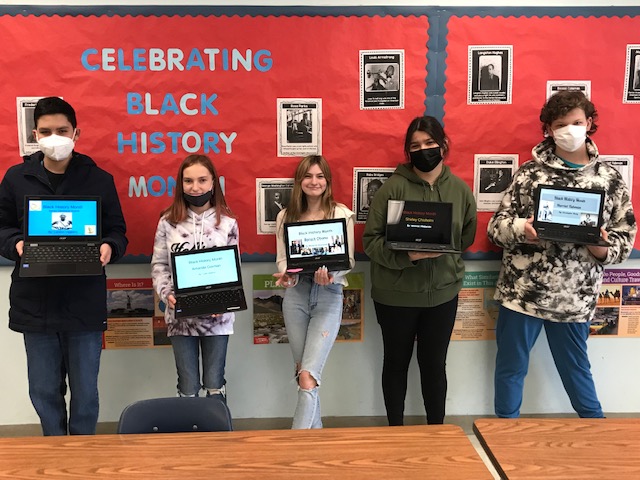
487,137,636,323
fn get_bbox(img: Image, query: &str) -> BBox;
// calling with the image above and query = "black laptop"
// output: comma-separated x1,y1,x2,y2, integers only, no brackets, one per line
20,195,103,277
533,184,610,246
283,218,351,273
385,200,461,254
171,245,248,318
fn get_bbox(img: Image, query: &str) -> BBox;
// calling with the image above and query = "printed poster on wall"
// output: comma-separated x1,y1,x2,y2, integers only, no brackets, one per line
104,278,169,349
452,271,499,341
473,154,518,212
253,272,364,344
359,49,405,109
593,269,640,337
467,45,513,104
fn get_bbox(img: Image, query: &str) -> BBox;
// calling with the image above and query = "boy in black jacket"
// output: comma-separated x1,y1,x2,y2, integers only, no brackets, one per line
0,97,128,435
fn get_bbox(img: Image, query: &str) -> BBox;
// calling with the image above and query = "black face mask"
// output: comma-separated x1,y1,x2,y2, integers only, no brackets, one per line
183,190,213,207
409,147,442,173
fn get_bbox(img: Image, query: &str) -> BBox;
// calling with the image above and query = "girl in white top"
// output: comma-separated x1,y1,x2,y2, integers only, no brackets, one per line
151,154,238,398
274,155,355,428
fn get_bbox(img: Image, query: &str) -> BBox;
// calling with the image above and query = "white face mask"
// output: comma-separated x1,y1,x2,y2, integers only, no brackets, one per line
552,124,587,153
37,132,75,161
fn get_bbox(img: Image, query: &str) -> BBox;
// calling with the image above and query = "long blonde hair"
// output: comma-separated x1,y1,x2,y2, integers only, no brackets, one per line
284,155,336,223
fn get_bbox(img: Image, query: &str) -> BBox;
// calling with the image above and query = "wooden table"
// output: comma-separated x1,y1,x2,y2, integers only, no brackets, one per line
473,418,640,479
0,424,492,479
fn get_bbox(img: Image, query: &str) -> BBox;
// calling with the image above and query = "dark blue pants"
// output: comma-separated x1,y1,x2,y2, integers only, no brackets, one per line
23,331,103,436
494,306,603,418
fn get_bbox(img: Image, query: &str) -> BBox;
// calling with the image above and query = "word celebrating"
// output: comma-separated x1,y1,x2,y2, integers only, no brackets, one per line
81,48,273,72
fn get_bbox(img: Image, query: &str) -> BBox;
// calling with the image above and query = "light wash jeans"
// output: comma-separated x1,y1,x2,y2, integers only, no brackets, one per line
169,335,229,398
23,331,103,436
282,274,344,429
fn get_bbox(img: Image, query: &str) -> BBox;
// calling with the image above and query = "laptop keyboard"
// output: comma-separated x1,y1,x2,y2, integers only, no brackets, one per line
179,289,245,309
23,245,101,263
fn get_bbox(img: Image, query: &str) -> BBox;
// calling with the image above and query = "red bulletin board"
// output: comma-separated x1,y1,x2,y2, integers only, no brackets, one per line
0,14,430,260
444,15,640,254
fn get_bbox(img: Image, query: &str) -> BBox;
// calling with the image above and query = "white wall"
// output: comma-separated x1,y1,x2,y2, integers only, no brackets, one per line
1,0,639,426
2,258,639,425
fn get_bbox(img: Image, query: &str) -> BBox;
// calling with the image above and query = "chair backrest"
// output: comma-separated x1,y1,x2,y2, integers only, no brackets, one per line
117,396,233,434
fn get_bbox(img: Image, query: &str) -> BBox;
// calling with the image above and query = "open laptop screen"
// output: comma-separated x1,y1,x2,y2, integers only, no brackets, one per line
172,246,241,292
25,196,101,241
535,185,604,228
285,219,347,259
386,200,453,245
283,218,350,272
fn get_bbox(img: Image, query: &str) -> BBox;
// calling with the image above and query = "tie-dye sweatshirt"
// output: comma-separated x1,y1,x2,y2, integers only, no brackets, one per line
151,208,239,336
488,137,636,323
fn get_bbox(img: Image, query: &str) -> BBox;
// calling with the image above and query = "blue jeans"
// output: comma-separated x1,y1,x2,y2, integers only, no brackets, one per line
494,306,603,418
170,335,229,397
282,275,343,429
23,331,103,436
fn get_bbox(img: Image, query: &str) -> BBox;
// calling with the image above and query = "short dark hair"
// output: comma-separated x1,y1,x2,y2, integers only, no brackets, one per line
34,97,77,129
539,90,598,136
367,179,383,191
403,116,449,161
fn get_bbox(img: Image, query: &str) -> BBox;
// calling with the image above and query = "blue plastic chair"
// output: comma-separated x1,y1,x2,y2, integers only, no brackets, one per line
117,396,233,434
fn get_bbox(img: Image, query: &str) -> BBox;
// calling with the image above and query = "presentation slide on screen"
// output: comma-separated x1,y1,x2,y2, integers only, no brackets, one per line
174,249,238,289
27,199,97,237
537,190,600,226
287,222,345,258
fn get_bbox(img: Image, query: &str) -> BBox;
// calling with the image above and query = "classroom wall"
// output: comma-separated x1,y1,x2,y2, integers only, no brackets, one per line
1,0,639,426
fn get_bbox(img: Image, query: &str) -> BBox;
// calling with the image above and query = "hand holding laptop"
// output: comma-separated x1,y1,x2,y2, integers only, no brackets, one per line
273,272,299,288
407,251,443,261
524,217,539,244
99,243,112,266
586,227,609,261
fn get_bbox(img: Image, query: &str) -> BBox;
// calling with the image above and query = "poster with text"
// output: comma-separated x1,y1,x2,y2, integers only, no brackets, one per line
104,278,169,348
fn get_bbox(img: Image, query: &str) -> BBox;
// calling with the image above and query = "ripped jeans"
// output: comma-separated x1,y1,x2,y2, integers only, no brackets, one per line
282,274,344,429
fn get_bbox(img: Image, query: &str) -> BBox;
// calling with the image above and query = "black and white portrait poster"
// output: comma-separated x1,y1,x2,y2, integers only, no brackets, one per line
473,154,518,211
601,155,634,200
360,49,404,110
353,168,394,222
623,45,640,103
256,178,294,234
546,80,591,100
468,45,512,104
16,97,44,156
277,98,322,157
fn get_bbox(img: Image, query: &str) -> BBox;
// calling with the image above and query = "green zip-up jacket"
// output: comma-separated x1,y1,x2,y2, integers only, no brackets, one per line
363,163,477,307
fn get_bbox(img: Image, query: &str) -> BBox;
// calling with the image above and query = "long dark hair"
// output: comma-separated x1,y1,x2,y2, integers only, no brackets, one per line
403,116,450,161
284,155,336,224
161,154,234,225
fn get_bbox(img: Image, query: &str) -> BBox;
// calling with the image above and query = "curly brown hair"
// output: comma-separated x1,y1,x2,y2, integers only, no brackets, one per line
539,90,598,136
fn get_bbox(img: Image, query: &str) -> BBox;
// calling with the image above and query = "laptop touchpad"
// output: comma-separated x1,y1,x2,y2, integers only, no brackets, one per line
47,264,76,275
